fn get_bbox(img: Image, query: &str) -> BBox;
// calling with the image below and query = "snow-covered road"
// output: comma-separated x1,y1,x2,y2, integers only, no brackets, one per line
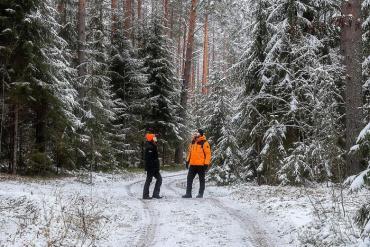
0,171,278,247
125,171,273,247
2,171,369,246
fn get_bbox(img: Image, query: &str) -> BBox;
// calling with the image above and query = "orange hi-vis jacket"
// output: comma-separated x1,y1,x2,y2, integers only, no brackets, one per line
186,135,212,166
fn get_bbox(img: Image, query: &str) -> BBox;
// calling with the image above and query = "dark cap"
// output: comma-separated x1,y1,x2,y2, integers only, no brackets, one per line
198,129,204,136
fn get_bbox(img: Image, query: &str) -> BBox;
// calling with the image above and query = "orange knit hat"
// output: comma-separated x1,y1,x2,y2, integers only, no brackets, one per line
146,133,155,142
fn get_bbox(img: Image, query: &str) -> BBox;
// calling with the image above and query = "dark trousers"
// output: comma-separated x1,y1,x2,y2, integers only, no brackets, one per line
186,165,207,196
143,170,162,197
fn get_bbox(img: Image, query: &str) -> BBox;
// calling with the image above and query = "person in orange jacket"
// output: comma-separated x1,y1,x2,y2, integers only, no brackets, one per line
182,129,211,198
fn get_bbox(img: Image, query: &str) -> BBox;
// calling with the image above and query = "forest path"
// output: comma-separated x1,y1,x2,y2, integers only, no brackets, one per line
127,171,274,247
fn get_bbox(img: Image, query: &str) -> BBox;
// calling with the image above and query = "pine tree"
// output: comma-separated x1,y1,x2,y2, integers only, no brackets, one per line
234,0,344,184
0,0,79,174
206,74,242,185
141,17,182,153
109,34,148,167
75,0,118,170
233,0,272,182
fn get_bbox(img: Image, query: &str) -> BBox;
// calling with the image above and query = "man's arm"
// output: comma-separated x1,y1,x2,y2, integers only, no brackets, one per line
185,144,191,169
204,142,211,166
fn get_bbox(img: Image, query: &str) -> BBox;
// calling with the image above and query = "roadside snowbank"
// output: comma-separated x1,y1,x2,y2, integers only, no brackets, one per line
208,182,369,246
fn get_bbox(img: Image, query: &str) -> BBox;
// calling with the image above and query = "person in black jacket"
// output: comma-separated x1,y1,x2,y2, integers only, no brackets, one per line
143,133,163,199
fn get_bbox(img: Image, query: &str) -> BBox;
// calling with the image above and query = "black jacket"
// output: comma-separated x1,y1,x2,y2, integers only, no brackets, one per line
144,141,160,172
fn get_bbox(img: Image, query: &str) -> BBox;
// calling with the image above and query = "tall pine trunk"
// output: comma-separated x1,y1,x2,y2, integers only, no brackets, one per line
0,76,5,155
137,0,142,20
12,104,18,175
112,0,118,39
202,13,209,95
212,22,215,71
163,0,169,34
182,24,187,74
35,102,47,153
191,60,196,94
170,7,174,39
341,0,363,175
57,0,66,25
77,0,86,77
177,25,182,76
124,0,132,40
175,0,198,164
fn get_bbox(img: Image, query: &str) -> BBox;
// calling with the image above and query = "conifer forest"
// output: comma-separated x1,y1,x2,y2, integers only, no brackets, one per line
0,0,370,246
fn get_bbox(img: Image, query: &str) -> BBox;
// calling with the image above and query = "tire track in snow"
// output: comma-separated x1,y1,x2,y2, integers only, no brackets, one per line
127,179,157,247
126,172,186,247
166,174,274,247
207,198,272,247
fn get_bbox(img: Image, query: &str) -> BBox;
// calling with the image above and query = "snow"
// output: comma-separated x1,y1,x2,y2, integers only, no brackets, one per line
1,28,12,34
290,96,298,112
0,171,369,246
357,122,370,143
5,9,15,14
348,168,370,191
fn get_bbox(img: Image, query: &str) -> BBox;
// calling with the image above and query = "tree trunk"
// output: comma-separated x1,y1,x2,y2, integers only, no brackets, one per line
112,0,118,39
177,26,182,76
35,103,47,153
202,13,209,94
137,0,142,20
170,6,174,39
177,2,183,77
175,0,198,164
12,104,18,175
124,0,132,39
182,0,197,104
57,0,67,25
191,59,196,93
77,0,86,77
182,23,187,75
212,21,215,71
341,0,363,175
0,75,5,155
163,0,169,34
197,56,200,93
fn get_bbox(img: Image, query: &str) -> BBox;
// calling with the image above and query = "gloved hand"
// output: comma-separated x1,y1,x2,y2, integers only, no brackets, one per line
204,165,209,172
185,161,189,169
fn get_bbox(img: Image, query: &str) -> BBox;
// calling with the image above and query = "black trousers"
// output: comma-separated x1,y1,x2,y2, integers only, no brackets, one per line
143,170,162,197
186,165,207,196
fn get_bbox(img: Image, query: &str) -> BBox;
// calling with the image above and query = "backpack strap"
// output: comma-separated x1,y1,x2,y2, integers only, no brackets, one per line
198,140,207,161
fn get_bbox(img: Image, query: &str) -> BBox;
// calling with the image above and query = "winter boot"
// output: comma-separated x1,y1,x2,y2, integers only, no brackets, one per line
152,195,163,199
196,194,203,198
182,194,192,198
143,196,152,200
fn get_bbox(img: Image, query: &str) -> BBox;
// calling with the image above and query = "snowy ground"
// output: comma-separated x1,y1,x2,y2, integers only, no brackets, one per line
0,171,369,247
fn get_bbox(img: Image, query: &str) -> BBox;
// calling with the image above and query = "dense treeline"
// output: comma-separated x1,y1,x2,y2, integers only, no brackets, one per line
0,0,369,184
0,0,183,174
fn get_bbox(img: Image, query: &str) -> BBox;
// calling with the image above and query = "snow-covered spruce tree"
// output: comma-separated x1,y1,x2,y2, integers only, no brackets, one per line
235,0,344,184
274,0,344,184
0,0,79,174
141,17,182,156
109,33,149,167
363,0,370,132
75,0,118,170
203,74,224,145
43,0,81,172
347,124,370,242
205,75,242,185
259,120,287,184
233,0,271,182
